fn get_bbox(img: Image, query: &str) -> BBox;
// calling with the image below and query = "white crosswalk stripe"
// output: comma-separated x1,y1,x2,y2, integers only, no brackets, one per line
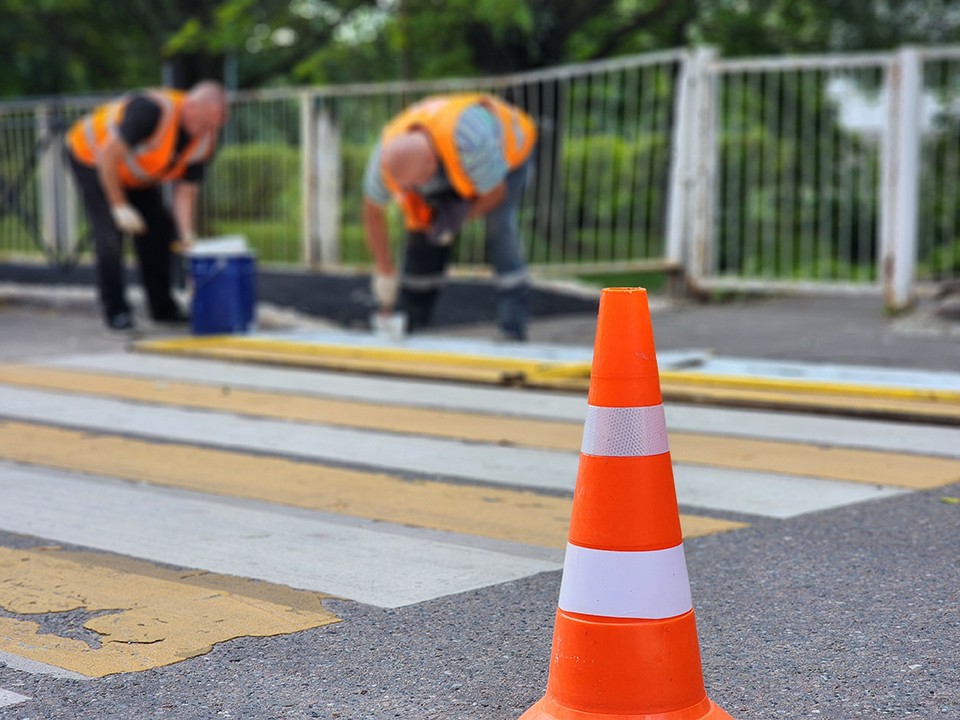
0,463,559,609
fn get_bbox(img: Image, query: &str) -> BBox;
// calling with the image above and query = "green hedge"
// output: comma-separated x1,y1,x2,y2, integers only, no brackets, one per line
203,144,300,220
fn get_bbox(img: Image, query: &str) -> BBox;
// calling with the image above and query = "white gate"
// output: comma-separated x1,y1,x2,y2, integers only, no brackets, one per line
679,47,960,310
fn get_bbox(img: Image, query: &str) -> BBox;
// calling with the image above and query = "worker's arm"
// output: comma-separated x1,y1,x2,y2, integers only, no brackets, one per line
95,134,146,234
363,198,399,310
172,181,200,250
94,134,129,208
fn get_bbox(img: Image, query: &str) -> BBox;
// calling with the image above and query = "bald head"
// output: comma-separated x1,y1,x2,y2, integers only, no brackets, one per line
183,80,227,137
382,131,437,191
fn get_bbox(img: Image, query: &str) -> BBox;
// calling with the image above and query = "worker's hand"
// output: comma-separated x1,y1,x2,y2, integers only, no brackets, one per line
111,204,147,235
371,271,399,310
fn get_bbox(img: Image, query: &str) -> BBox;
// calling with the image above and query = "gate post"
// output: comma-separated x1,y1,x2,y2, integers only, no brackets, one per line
881,47,922,312
301,93,343,268
37,105,76,262
300,91,320,266
664,51,694,274
677,47,718,295
316,99,342,267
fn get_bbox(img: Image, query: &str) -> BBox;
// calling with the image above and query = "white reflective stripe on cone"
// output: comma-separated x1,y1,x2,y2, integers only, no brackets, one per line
557,543,693,619
580,404,670,457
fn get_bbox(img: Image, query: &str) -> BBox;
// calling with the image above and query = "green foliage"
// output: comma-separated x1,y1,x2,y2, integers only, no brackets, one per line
924,238,960,278
560,133,669,261
919,110,960,280
202,144,300,220
0,0,160,95
0,215,34,258
4,0,960,96
339,141,375,220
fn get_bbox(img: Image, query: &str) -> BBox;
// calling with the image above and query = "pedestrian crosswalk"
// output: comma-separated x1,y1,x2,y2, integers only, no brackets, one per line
0,351,957,678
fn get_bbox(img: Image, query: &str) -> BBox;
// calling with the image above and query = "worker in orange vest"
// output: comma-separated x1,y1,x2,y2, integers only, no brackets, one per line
66,81,227,332
362,93,537,340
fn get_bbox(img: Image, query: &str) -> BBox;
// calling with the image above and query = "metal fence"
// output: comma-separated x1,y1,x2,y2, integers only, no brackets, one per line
684,51,893,292
0,98,89,265
675,46,960,306
2,46,959,308
295,50,686,273
918,47,960,286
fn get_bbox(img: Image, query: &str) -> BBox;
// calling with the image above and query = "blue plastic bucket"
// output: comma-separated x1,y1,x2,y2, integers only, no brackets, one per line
188,253,257,335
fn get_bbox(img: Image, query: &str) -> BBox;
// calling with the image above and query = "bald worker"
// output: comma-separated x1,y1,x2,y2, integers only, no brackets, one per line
362,93,537,340
66,81,227,332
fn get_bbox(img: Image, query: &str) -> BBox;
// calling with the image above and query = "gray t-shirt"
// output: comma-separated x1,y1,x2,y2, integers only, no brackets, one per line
363,104,513,205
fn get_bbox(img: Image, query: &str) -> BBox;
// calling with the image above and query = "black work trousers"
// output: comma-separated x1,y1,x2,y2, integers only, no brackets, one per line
68,155,180,322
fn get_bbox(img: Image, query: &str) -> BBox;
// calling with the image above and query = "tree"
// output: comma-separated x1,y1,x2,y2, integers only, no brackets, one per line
0,0,228,96
3,0,960,98
0,0,158,96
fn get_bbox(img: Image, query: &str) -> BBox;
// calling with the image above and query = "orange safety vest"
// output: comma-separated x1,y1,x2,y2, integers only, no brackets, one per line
380,94,537,230
66,89,215,189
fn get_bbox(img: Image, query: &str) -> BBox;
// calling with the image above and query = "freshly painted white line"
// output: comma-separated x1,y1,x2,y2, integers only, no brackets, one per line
0,688,30,708
674,465,908,518
0,386,579,492
42,353,960,456
256,329,598,362
0,651,88,680
692,356,960,392
0,463,560,609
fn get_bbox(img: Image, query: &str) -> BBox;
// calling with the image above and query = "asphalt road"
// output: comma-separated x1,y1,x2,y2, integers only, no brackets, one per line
0,289,958,720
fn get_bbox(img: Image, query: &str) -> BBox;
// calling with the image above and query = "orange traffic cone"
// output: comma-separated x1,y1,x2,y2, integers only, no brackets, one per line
520,287,733,720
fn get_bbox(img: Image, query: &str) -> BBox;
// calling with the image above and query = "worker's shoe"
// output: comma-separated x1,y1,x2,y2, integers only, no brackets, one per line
103,311,140,338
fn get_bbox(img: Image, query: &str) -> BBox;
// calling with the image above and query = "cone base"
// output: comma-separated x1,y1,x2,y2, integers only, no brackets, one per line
518,694,734,720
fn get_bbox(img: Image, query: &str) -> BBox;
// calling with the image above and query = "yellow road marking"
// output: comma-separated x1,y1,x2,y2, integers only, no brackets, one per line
0,365,956,489
0,421,745,547
670,433,960,490
0,364,581,451
0,546,338,677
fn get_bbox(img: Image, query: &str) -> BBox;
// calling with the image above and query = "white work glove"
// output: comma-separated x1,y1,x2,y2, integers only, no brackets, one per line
372,272,399,310
111,204,147,235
